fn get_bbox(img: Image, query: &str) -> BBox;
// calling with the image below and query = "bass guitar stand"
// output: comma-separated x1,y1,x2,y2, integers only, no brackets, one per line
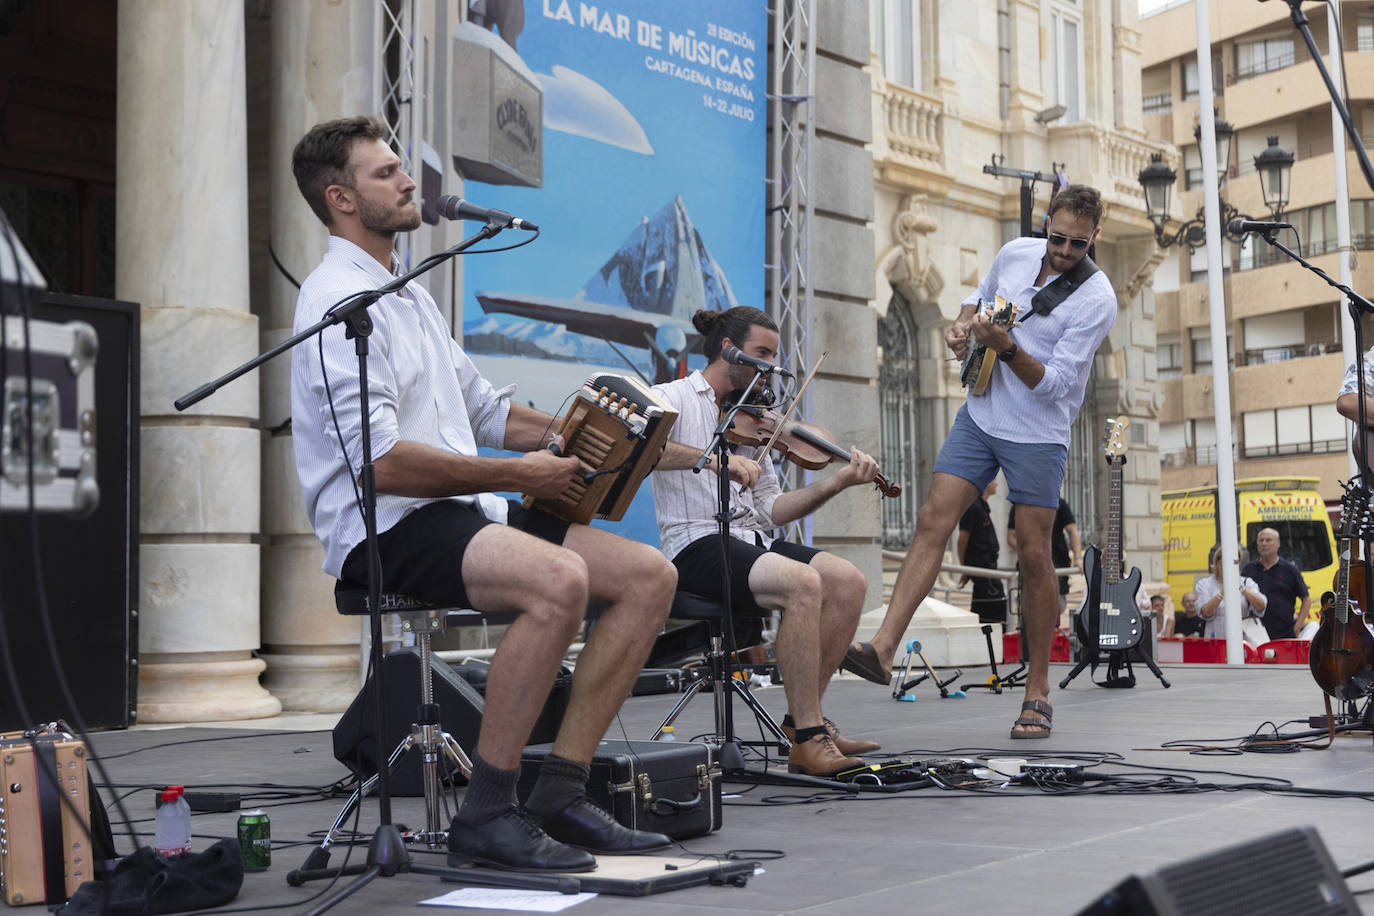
891,639,964,700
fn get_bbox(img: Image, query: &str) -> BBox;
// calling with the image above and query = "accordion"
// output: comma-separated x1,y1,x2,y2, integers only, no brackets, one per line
526,373,677,524
0,724,91,905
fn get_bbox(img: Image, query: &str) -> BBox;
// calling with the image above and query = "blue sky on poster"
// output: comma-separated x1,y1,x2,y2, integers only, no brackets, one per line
463,0,768,314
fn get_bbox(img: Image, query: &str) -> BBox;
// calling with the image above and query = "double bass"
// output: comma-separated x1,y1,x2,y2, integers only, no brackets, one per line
1309,479,1374,700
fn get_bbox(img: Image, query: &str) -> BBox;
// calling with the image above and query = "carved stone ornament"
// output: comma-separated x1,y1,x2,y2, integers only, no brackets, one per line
880,194,944,307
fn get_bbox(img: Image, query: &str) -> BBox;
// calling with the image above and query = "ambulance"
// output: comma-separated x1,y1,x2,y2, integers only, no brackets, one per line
1161,477,1337,611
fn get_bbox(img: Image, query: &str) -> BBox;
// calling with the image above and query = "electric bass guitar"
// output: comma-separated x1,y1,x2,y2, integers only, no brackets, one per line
1074,417,1143,654
1309,478,1374,700
959,296,1018,396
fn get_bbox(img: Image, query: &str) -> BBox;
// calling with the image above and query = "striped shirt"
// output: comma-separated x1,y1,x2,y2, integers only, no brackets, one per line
962,236,1117,447
291,235,512,577
650,371,780,561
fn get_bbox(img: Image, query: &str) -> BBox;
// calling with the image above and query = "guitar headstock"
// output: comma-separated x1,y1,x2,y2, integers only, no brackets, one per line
1102,416,1130,463
1338,477,1374,540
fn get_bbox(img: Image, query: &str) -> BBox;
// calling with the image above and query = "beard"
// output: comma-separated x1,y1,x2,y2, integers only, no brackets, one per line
356,192,422,234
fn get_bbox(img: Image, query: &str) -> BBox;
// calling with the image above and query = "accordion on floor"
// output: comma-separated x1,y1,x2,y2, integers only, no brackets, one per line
526,373,677,524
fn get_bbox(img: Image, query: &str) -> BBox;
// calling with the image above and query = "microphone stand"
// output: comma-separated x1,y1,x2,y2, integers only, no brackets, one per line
692,367,791,772
1251,228,1374,677
176,220,575,910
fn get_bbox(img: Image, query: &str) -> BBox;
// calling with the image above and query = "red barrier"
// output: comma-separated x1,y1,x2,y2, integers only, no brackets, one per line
1002,630,1072,664
1253,639,1311,664
1153,637,1260,663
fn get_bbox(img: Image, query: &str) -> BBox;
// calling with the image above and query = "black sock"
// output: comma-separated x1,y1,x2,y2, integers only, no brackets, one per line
524,754,590,817
793,725,827,744
457,751,519,823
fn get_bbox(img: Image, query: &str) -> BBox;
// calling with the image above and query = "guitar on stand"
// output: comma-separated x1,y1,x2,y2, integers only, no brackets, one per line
1059,417,1170,689
1308,477,1374,731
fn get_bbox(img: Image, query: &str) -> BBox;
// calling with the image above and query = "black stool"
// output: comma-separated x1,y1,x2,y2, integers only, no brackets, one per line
650,592,791,756
314,588,477,855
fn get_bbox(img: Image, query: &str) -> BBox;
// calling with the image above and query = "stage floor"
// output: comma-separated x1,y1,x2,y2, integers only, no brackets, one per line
80,662,1374,914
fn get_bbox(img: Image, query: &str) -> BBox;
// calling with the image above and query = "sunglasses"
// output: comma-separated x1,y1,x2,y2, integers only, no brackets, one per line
1047,232,1091,252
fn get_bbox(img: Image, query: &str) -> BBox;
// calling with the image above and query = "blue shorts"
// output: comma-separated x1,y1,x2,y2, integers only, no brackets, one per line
932,405,1067,508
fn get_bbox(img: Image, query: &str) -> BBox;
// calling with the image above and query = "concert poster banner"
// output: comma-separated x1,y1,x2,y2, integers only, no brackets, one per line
459,0,768,545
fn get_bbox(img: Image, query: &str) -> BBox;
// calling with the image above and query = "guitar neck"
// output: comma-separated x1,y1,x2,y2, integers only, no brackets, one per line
1335,538,1351,624
1104,459,1123,585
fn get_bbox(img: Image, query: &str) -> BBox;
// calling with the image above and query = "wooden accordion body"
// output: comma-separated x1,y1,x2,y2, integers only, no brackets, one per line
0,725,91,906
526,373,677,524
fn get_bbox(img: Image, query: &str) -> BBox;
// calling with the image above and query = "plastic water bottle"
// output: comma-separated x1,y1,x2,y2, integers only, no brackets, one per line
659,726,676,742
154,787,192,856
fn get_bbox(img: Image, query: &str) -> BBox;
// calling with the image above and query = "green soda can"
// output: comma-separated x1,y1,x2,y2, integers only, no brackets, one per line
237,810,271,870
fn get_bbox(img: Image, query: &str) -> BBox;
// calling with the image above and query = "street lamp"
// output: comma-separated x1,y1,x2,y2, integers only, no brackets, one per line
1137,126,1293,251
1254,135,1295,219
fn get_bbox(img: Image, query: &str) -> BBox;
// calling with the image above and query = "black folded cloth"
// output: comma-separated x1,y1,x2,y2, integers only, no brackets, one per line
58,838,243,915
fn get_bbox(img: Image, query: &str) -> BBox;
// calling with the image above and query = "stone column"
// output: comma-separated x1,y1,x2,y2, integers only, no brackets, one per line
118,0,279,721
256,0,378,711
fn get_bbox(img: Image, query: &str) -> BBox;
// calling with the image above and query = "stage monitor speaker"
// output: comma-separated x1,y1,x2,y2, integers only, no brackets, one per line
0,294,138,732
1075,825,1357,915
332,647,486,797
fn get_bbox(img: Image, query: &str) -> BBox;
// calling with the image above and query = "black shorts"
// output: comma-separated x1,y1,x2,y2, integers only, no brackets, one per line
672,534,821,614
338,499,571,609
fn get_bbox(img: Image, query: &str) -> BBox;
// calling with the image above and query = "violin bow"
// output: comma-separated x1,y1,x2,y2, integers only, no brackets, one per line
761,350,828,456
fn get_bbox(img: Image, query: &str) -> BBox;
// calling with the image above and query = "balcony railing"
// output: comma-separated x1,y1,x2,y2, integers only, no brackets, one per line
880,82,944,172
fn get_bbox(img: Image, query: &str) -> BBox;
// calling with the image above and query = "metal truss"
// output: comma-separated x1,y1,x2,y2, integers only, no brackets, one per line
377,0,425,267
768,0,816,538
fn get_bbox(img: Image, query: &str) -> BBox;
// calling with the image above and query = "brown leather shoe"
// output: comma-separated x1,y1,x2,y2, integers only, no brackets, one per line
782,717,880,756
787,733,864,776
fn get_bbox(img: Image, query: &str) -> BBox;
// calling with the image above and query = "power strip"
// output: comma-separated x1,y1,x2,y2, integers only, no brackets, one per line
1021,763,1085,783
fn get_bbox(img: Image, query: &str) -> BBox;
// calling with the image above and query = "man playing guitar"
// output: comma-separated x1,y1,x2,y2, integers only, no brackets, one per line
842,185,1117,739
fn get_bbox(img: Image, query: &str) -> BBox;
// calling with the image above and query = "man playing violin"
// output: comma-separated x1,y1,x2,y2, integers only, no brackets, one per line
843,185,1117,741
651,306,884,777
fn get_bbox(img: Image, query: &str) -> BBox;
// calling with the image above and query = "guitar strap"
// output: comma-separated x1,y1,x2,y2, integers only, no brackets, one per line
1024,255,1099,319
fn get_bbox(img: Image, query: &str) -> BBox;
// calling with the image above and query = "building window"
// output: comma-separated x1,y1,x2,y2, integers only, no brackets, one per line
1192,334,1234,371
1306,202,1338,256
1242,403,1344,458
875,0,920,89
1182,56,1222,101
1157,341,1182,380
1359,15,1374,53
1051,7,1083,123
1143,92,1172,115
1235,36,1295,80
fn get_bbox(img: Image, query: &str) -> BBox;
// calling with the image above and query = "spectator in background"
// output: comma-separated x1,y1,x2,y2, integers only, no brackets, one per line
958,479,1007,624
1196,543,1269,644
1296,590,1334,641
1171,591,1205,638
1241,527,1310,641
1008,496,1081,612
1148,593,1170,634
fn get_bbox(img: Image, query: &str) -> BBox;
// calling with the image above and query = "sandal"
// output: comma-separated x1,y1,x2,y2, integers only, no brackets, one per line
1010,699,1052,739
840,641,891,685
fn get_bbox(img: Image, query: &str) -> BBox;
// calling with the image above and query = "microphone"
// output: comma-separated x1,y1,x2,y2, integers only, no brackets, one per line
721,345,793,376
434,195,539,231
1227,218,1291,235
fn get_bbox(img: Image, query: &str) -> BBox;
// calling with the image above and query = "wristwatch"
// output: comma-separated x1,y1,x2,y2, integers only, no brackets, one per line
998,342,1019,363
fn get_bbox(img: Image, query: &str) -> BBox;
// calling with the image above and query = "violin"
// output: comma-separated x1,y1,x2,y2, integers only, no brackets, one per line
723,398,901,498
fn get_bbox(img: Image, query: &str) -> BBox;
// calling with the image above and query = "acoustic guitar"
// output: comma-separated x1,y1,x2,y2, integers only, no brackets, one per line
1075,417,1144,653
959,296,1018,396
1309,478,1374,700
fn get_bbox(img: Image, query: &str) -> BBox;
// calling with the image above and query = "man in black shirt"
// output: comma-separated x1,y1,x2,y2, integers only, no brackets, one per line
958,480,1006,623
1172,591,1206,638
1241,527,1310,641
1008,497,1080,611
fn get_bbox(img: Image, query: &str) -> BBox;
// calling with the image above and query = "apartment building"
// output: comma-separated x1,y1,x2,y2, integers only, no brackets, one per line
1141,1,1374,503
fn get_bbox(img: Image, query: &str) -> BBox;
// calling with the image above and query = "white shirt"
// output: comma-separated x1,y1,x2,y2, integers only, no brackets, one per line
650,371,780,561
291,236,512,577
1193,573,1266,640
962,237,1117,447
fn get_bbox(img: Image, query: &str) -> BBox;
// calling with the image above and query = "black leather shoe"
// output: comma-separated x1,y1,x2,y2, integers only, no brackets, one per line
532,796,671,854
447,806,596,872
